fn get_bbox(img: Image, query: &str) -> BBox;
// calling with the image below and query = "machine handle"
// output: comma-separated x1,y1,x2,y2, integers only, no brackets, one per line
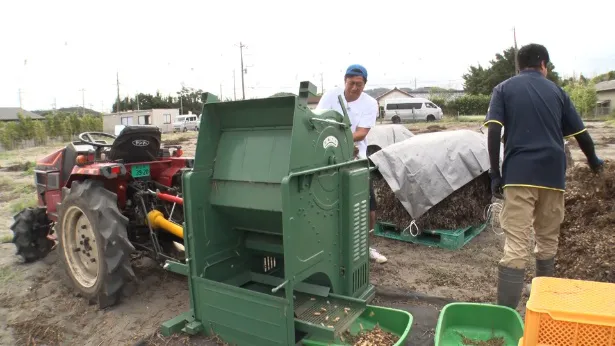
271,279,289,293
337,95,350,117
309,117,348,128
149,190,184,205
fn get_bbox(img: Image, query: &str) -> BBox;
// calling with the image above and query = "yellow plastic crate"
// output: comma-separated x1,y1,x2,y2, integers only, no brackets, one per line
521,277,615,346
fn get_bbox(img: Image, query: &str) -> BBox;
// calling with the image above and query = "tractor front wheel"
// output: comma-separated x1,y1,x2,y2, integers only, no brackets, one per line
57,180,136,309
10,207,54,263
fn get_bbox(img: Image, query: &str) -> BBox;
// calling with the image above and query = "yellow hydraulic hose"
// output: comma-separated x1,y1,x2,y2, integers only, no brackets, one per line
147,210,183,239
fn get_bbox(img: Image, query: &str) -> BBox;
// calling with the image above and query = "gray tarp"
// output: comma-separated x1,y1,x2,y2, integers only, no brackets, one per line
365,124,414,152
369,129,502,219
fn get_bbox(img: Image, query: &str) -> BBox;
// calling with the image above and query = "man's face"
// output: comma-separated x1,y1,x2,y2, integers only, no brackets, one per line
344,75,366,99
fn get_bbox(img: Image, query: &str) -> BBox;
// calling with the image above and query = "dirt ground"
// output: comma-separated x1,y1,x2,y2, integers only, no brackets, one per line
0,119,613,345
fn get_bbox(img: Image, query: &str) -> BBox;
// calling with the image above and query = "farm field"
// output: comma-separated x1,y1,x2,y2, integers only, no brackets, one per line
0,117,613,346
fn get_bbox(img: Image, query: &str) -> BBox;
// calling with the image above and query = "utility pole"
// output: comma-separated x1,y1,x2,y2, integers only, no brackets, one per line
320,73,324,94
219,83,223,100
18,89,23,108
52,98,57,113
116,72,121,115
238,42,247,100
136,92,140,111
513,27,520,75
79,88,86,116
233,69,237,100
414,78,417,90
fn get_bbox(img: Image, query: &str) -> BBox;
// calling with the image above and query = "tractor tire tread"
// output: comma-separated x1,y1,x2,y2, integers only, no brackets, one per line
10,206,53,263
58,180,135,309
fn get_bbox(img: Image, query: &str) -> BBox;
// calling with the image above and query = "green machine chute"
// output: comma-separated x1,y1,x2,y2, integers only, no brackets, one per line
162,81,412,345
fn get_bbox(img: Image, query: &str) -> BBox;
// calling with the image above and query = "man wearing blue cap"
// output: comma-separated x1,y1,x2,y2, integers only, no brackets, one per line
316,64,388,264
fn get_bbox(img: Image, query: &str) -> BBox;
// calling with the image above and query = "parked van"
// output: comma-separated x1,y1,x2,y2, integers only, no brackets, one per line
173,114,200,132
383,98,443,123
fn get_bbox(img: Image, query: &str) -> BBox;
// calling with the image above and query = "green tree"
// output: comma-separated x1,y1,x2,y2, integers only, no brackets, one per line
112,86,206,115
564,82,598,117
591,70,615,83
269,92,296,97
0,111,104,150
463,47,561,95
32,121,47,145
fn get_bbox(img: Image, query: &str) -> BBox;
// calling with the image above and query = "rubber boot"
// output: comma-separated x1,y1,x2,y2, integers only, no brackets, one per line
536,257,555,277
526,257,555,295
497,265,525,309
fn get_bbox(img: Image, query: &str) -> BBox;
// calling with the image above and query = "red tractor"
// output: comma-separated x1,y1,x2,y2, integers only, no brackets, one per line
10,126,191,308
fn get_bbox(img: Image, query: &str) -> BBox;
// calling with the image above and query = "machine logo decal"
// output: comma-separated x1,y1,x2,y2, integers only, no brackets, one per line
132,139,150,147
322,136,338,149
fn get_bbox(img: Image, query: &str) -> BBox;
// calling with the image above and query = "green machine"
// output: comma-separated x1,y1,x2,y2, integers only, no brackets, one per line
161,81,412,345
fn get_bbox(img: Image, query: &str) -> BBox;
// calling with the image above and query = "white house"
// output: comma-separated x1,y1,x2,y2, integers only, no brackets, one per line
375,88,415,117
103,108,179,134
375,87,415,106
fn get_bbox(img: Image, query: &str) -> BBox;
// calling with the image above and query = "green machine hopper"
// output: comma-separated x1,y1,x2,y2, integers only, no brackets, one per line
161,82,412,345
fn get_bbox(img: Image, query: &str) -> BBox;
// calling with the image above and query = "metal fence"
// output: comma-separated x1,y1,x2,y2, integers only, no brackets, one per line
0,136,69,152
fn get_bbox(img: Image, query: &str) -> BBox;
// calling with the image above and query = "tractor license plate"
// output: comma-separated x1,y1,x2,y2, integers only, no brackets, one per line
131,164,150,178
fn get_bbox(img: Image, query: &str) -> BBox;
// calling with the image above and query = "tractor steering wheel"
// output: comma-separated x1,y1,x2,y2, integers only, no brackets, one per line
78,132,117,148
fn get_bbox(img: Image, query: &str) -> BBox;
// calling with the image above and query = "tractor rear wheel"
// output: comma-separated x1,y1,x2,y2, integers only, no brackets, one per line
10,207,54,263
57,180,136,309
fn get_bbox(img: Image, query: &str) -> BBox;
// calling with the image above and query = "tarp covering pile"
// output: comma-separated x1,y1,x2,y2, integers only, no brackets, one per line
369,129,498,231
365,124,414,156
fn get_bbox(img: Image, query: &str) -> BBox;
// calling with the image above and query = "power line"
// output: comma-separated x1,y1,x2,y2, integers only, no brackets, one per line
115,72,120,115
237,42,247,100
79,88,86,116
233,69,237,100
229,79,465,90
18,89,23,108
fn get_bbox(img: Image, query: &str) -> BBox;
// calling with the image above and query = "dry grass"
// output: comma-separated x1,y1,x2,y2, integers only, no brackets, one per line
9,197,38,213
0,234,13,243
161,131,197,143
0,266,17,283
137,330,229,346
0,176,11,191
8,313,66,346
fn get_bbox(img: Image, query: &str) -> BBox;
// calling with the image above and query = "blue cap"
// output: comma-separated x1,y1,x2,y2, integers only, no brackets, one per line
345,64,367,79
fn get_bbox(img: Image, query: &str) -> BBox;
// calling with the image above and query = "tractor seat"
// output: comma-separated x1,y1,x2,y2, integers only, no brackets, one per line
107,125,162,163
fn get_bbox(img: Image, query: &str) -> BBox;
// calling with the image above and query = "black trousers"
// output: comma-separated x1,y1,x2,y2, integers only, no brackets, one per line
369,178,377,211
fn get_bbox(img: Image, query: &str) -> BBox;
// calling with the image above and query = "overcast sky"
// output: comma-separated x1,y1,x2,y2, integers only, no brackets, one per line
1,0,614,112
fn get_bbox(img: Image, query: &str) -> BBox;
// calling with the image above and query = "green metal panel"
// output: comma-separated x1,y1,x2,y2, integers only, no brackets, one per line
192,277,290,346
213,128,291,183
340,167,371,297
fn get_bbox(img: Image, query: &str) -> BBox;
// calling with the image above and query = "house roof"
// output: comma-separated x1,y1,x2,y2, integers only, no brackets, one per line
375,87,414,100
0,107,45,121
103,108,180,116
596,80,615,92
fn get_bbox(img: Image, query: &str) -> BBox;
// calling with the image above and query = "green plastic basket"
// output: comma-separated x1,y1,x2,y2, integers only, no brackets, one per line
435,302,524,346
302,305,413,346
